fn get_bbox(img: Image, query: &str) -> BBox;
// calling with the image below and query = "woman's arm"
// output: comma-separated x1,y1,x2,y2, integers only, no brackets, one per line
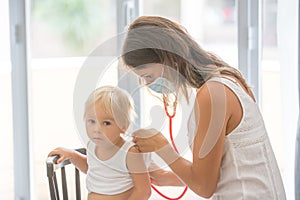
133,82,230,198
48,147,88,173
148,161,185,186
126,147,151,200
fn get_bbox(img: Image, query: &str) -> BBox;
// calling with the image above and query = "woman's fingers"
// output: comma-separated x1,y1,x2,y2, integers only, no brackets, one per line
133,144,141,152
132,128,160,138
150,177,160,186
131,128,170,153
132,129,159,152
133,139,146,152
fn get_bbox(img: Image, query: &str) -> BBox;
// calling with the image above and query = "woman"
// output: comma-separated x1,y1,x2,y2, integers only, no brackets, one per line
121,16,286,199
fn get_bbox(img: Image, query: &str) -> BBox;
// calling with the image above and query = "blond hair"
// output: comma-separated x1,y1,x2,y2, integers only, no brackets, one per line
121,16,250,103
84,86,136,129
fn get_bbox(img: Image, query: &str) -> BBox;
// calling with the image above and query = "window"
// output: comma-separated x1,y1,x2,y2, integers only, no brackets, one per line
6,0,290,198
261,0,283,172
30,0,118,198
0,0,14,198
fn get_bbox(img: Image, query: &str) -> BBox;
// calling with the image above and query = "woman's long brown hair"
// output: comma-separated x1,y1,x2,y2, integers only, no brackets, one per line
121,16,251,102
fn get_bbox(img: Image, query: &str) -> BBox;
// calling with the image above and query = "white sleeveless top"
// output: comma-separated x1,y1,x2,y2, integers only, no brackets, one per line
187,77,286,200
86,141,135,195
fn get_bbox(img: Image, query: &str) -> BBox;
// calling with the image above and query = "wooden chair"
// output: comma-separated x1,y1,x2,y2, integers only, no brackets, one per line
46,148,86,200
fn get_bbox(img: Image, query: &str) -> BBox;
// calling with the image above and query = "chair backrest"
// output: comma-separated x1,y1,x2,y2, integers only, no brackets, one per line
46,148,86,200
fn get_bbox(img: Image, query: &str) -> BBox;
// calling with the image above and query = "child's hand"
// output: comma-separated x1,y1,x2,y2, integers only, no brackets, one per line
48,147,75,164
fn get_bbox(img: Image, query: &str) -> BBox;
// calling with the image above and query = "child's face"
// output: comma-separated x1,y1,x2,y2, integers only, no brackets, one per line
85,103,124,145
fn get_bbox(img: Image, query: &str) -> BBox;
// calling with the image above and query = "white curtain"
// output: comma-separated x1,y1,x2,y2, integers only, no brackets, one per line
277,0,298,199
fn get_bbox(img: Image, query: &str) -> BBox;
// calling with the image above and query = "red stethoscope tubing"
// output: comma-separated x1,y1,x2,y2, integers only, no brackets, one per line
150,100,188,200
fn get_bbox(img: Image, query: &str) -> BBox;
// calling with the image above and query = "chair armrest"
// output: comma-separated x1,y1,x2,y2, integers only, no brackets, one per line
75,148,86,155
46,155,71,178
46,148,86,176
46,148,86,200
47,155,71,168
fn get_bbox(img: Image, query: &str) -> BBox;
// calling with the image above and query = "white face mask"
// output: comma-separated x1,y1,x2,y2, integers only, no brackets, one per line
148,77,176,94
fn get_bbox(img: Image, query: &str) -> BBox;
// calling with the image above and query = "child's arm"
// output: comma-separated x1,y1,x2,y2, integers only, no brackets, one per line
126,147,151,200
48,147,88,173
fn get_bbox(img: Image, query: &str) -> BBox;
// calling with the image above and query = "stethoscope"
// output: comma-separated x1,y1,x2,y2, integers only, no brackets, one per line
150,96,188,200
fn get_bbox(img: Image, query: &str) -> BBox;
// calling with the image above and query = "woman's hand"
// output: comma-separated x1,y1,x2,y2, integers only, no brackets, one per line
132,128,169,152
